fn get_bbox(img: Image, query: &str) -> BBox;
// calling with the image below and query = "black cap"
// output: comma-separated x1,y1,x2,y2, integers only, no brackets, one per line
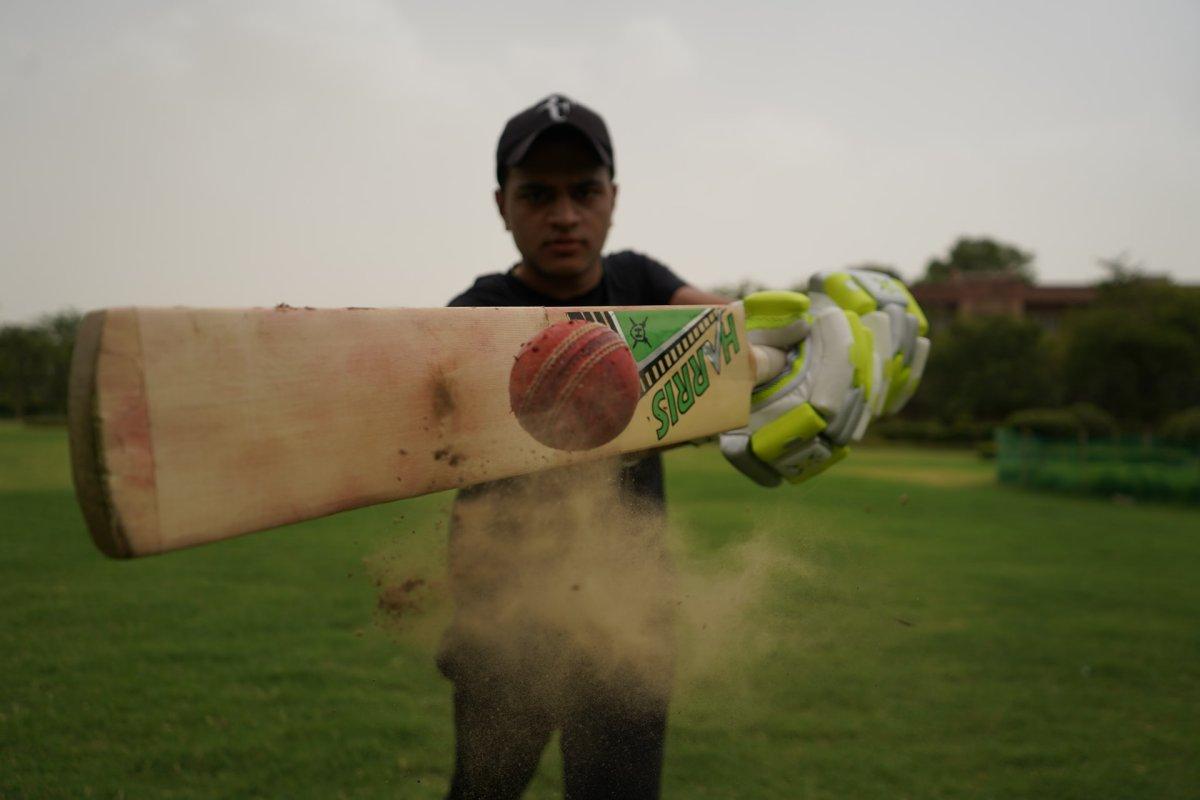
495,94,614,185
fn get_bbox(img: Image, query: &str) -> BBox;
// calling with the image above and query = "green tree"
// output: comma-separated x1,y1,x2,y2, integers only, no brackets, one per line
0,310,81,418
923,237,1035,284
40,310,82,416
912,315,1057,422
1062,282,1200,426
0,325,53,418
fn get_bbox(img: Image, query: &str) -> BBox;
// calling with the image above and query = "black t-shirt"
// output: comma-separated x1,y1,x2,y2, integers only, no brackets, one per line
448,250,686,507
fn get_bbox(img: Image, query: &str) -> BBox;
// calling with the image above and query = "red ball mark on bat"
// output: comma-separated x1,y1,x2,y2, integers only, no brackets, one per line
509,320,640,451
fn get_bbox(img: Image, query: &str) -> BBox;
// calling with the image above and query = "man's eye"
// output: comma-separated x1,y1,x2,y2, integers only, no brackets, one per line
572,185,601,201
520,189,552,204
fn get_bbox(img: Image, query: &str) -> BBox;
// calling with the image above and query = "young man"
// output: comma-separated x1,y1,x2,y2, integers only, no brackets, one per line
440,95,929,800
441,94,716,800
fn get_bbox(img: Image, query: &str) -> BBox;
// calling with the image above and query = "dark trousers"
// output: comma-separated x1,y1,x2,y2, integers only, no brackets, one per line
444,664,669,800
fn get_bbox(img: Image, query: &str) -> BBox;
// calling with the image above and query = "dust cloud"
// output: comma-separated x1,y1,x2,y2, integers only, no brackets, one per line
369,457,813,708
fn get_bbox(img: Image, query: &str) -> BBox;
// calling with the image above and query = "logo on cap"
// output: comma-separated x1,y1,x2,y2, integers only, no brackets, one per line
539,95,572,122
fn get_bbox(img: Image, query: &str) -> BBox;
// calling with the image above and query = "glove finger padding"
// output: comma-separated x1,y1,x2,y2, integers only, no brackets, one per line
720,291,873,487
885,335,929,415
810,269,930,415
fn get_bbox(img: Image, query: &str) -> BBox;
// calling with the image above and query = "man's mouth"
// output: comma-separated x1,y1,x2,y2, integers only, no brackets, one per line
545,239,585,255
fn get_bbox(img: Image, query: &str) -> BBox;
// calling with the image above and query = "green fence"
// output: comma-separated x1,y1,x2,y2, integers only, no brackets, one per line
995,429,1200,504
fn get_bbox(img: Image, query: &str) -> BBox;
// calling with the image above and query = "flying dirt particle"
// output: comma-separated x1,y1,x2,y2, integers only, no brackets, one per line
893,617,914,627
377,577,427,619
433,448,449,461
398,449,408,456
899,493,910,506
571,583,581,591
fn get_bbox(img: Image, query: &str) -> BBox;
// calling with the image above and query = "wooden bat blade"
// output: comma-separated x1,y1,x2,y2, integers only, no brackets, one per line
68,305,755,558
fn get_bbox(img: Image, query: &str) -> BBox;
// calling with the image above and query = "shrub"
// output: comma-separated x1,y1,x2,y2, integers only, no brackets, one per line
1004,408,1082,439
1160,407,1200,445
870,418,994,444
916,315,1057,422
1003,404,1119,440
1069,402,1119,438
994,428,1200,504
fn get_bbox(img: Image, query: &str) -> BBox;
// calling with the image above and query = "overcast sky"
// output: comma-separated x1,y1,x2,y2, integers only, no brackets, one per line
2,0,1197,321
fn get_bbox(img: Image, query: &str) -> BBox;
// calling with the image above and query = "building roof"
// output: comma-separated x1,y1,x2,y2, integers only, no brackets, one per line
912,274,1098,311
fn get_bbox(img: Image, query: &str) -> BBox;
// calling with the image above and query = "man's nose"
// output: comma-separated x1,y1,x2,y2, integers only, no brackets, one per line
548,194,581,227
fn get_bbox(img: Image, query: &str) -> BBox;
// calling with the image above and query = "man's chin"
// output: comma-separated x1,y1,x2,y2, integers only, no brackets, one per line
529,256,596,279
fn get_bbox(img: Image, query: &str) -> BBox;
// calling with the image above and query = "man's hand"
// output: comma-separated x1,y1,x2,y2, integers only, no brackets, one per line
719,272,930,487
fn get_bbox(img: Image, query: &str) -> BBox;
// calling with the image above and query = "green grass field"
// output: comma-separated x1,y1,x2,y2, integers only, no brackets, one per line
2,423,1198,799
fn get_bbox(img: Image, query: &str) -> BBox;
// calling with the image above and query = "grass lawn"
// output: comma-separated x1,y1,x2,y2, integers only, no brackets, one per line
2,422,1197,799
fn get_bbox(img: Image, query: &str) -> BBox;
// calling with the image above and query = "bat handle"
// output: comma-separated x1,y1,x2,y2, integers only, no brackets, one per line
750,344,788,385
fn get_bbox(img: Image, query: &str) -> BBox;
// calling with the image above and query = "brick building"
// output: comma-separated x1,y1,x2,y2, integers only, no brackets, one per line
911,272,1098,331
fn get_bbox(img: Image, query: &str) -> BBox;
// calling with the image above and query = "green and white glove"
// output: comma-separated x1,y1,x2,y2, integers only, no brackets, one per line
719,272,930,487
812,269,930,417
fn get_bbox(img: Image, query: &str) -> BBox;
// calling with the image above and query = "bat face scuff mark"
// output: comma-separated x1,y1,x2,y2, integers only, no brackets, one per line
433,448,465,467
430,369,456,422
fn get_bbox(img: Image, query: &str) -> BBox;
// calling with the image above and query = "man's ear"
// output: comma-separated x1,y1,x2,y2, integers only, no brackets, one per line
494,187,510,230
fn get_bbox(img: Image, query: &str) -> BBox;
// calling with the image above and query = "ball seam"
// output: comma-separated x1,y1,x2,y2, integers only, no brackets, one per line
519,323,603,414
548,338,628,421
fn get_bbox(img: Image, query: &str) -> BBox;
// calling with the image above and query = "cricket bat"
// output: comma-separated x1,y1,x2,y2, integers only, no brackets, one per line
69,304,780,558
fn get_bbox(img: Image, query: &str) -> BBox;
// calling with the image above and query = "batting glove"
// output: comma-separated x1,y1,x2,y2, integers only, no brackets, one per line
811,269,930,417
719,274,929,487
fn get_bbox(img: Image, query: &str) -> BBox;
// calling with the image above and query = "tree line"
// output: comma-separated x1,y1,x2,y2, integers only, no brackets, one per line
893,239,1200,441
714,237,1200,441
902,278,1200,440
0,311,81,419
3,237,1198,440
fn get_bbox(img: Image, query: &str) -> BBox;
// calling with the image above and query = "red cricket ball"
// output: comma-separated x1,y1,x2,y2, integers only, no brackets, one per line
509,320,640,451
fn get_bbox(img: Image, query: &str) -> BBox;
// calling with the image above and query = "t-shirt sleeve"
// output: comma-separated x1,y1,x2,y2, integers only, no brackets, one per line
608,250,686,305
447,290,482,307
447,273,512,307
642,254,686,304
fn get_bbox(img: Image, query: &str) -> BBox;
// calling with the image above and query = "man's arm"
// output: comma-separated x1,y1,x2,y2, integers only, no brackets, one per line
670,285,731,305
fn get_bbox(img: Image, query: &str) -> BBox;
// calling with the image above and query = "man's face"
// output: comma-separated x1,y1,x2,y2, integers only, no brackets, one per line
495,132,617,280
